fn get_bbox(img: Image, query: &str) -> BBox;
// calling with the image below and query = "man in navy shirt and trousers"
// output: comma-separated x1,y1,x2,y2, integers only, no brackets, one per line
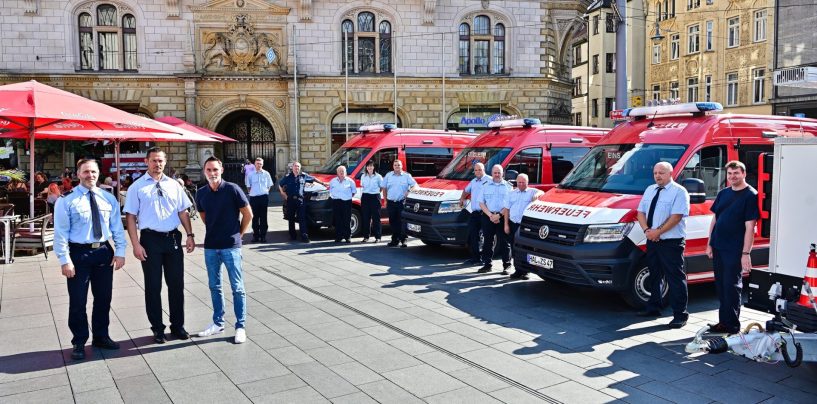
706,160,759,334
195,157,254,344
278,161,327,243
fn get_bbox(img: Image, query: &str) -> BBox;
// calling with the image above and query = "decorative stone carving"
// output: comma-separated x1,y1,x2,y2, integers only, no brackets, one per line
24,0,37,15
481,0,490,10
201,15,284,73
300,0,312,21
423,0,436,25
274,99,286,109
167,0,180,18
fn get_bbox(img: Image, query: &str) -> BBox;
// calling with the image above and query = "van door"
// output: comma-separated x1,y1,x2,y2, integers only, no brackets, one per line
546,146,592,186
676,145,727,270
366,148,398,177
505,147,543,187
405,147,454,184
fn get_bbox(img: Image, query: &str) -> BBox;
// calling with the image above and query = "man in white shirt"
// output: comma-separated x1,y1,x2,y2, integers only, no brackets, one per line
245,157,274,242
503,174,543,279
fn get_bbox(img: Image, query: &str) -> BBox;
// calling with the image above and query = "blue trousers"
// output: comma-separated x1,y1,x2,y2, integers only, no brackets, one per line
481,214,510,268
712,247,743,328
286,197,308,240
467,211,483,261
204,248,246,329
67,243,114,345
645,238,688,318
249,194,269,239
360,193,382,239
333,199,352,240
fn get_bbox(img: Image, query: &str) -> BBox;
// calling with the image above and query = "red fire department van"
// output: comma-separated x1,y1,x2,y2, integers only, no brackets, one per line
402,118,607,246
305,124,475,236
512,102,817,307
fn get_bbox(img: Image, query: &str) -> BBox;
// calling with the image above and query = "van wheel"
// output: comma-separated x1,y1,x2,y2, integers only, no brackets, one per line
421,240,441,247
350,209,361,237
622,264,669,309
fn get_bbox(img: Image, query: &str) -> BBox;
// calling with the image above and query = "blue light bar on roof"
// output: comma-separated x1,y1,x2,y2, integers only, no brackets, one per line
623,102,723,118
487,118,541,128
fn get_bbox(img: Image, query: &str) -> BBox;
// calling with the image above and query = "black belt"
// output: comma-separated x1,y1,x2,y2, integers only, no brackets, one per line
69,241,109,250
141,229,179,237
490,211,503,215
388,199,404,203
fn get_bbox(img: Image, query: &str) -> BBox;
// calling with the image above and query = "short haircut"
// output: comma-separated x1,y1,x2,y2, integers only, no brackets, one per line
204,156,223,167
492,164,504,173
473,162,485,170
292,161,301,167
76,158,99,171
146,146,165,159
255,157,264,163
725,160,746,173
654,161,673,172
517,173,529,181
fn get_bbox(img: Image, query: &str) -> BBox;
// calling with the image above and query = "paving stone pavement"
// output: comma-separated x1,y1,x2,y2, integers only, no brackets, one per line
1,206,816,403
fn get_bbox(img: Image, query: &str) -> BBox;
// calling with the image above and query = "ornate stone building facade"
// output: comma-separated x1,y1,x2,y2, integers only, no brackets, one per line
1,0,589,181
645,0,773,114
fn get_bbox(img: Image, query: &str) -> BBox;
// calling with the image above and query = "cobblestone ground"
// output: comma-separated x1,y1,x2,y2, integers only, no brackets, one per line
1,207,816,403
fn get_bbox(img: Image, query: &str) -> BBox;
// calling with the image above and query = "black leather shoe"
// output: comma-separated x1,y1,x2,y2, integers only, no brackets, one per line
71,344,85,360
477,265,492,273
345,239,351,243
400,241,408,248
707,322,739,334
171,328,190,340
509,272,529,280
260,237,267,242
92,337,120,350
463,258,480,266
636,310,662,317
387,241,399,247
301,237,310,243
374,238,381,243
362,238,370,242
153,331,167,344
668,317,688,329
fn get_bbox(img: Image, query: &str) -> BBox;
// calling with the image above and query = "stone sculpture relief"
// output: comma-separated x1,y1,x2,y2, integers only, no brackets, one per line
201,14,283,73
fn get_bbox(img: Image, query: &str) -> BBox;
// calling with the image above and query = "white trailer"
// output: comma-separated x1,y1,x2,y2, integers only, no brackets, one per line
687,137,817,365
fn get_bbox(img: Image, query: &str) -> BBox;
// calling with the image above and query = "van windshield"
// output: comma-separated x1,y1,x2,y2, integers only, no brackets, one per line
315,147,372,174
559,144,687,194
437,147,513,180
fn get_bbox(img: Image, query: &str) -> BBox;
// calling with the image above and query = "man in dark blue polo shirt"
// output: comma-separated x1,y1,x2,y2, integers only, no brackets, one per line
194,157,253,344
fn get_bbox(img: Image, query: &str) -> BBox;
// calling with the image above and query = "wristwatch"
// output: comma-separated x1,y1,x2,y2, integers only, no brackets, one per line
187,234,195,238
742,251,750,255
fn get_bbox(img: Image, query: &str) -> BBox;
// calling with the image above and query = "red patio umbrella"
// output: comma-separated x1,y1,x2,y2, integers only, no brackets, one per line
0,80,218,219
155,116,237,142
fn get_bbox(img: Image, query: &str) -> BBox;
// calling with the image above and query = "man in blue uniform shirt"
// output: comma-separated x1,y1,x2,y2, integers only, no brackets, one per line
636,162,691,328
329,165,357,243
54,158,127,360
706,161,759,334
459,162,489,265
245,157,274,242
124,147,195,344
503,173,543,279
195,157,254,344
278,161,327,243
382,160,417,248
478,164,513,274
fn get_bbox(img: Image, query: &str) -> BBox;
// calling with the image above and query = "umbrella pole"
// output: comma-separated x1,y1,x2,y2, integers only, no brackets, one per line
29,125,35,221
115,140,121,206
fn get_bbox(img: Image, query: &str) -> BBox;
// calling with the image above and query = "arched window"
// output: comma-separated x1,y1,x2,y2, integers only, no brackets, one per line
460,15,506,75
78,13,93,70
77,4,137,72
493,24,505,74
657,2,663,21
379,21,391,73
458,23,470,74
123,14,136,71
339,12,392,74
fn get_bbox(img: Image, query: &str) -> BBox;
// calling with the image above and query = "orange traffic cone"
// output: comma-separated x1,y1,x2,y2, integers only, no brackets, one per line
798,243,817,307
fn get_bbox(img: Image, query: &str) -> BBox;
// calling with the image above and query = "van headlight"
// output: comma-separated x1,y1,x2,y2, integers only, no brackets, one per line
437,200,463,214
312,190,330,201
583,222,634,243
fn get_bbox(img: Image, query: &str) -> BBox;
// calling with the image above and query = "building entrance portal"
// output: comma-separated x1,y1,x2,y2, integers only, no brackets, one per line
216,110,277,186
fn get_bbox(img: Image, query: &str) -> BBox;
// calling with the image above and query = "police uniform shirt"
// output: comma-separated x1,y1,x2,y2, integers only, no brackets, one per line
361,173,384,195
480,180,513,213
246,169,273,197
329,177,357,200
464,174,490,211
504,188,539,224
637,180,690,239
54,185,127,266
123,174,192,232
279,172,317,198
383,171,417,202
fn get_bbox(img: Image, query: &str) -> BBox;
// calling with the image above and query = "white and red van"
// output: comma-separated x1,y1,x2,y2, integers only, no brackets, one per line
513,102,817,307
304,124,475,235
402,119,607,246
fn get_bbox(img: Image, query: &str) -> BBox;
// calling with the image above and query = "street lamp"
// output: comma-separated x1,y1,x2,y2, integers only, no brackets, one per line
651,21,665,42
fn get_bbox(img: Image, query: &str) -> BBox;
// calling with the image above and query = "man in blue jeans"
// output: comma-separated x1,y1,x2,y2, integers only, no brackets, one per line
195,157,253,344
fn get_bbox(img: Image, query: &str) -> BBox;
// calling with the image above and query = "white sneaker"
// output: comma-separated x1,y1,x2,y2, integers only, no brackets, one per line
234,328,246,344
197,323,224,337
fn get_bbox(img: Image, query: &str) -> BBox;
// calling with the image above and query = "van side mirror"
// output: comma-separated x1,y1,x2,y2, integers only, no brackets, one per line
505,170,519,182
681,178,706,204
